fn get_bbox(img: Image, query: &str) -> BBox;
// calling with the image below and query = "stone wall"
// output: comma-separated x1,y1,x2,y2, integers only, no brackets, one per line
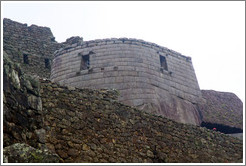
51,38,203,125
40,79,243,163
3,51,44,148
3,18,63,78
3,56,243,163
3,18,243,163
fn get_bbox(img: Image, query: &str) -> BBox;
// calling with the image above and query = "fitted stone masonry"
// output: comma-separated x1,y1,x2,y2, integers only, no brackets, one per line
51,38,203,125
3,18,63,78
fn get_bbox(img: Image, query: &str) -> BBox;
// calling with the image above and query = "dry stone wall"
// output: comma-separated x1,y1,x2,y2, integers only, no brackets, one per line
3,18,63,78
40,79,243,163
3,51,44,148
3,50,243,163
51,38,203,125
3,18,243,163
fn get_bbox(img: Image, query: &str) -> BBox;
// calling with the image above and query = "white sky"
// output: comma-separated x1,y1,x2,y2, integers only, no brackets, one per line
1,1,245,102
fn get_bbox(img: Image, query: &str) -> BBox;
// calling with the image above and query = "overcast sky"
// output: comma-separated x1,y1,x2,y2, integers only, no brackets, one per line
1,1,245,102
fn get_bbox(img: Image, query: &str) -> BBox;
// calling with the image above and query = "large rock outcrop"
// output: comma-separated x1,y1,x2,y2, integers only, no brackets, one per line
199,90,243,133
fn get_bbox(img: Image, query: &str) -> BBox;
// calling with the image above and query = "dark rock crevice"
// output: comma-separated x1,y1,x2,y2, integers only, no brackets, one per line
201,121,243,134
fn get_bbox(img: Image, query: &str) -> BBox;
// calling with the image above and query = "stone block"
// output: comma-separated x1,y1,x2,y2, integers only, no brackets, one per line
112,83,125,90
115,77,124,83
106,41,114,44
90,72,104,79
122,66,135,71
114,40,123,44
123,40,132,44
27,95,42,111
103,71,118,77
90,78,105,85
104,77,115,84
115,61,128,66
35,128,46,143
123,76,136,82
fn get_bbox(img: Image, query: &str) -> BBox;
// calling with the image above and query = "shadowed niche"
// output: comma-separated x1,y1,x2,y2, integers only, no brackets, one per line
201,121,243,134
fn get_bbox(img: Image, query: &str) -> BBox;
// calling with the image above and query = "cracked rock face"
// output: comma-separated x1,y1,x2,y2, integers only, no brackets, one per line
3,143,61,163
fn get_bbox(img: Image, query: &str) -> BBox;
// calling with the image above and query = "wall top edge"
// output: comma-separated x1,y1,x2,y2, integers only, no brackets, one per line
54,37,192,61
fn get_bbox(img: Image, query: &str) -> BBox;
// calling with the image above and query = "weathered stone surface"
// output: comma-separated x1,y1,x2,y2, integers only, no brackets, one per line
3,18,73,78
147,150,154,158
82,144,90,151
28,94,42,111
10,69,21,89
40,79,242,163
3,52,43,147
51,37,203,125
35,128,46,144
199,90,243,130
3,18,243,163
3,143,61,163
67,148,79,157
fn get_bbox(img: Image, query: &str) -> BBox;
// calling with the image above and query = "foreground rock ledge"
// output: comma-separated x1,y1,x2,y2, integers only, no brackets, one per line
3,143,61,163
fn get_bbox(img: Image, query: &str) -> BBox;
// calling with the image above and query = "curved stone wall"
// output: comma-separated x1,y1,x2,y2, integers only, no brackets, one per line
51,38,202,125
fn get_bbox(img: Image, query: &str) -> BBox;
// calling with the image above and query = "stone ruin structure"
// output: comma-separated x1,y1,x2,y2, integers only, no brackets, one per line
3,18,82,78
3,19,243,163
3,18,204,125
51,38,203,125
3,18,62,78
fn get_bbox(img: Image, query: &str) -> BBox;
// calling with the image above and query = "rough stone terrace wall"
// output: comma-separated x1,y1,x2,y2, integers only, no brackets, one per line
41,79,242,163
3,18,63,78
51,38,203,125
2,52,243,163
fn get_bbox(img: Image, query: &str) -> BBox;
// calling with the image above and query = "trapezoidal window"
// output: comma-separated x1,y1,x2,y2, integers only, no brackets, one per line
44,58,51,69
23,54,29,64
80,55,90,70
160,55,168,71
